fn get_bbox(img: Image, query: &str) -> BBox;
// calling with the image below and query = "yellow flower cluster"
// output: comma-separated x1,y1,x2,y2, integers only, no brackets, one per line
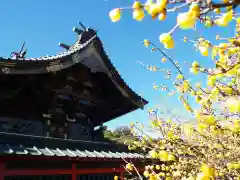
177,3,199,30
215,10,233,27
126,163,134,171
159,33,174,49
143,163,181,180
149,150,176,161
110,1,240,179
109,8,121,23
197,164,215,180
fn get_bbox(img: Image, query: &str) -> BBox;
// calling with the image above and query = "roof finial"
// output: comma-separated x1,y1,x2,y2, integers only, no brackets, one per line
72,27,83,35
78,21,86,31
11,42,27,59
58,43,70,50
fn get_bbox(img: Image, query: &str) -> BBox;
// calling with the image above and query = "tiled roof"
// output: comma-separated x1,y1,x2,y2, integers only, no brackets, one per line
0,27,147,106
0,26,148,125
0,132,145,159
0,144,145,159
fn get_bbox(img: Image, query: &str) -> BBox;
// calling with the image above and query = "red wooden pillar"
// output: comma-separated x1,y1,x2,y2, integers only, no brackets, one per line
120,164,124,180
120,169,124,180
0,161,5,180
72,163,77,180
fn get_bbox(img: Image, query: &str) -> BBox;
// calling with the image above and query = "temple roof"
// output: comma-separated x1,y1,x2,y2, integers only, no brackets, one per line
0,132,145,159
0,25,148,126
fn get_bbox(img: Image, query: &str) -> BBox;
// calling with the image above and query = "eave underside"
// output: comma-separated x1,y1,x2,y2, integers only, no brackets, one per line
0,64,137,126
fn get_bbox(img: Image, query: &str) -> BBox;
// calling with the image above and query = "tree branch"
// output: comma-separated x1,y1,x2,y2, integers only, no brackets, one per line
211,0,240,8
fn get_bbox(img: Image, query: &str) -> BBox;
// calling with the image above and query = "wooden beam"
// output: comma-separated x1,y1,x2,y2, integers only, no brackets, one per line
0,156,140,162
5,169,71,176
4,168,125,176
4,167,145,176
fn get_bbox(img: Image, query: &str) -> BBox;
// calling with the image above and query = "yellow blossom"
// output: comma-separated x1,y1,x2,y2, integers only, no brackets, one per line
198,46,209,56
161,57,167,63
195,82,201,89
165,176,172,180
159,33,174,49
183,80,190,92
214,8,221,14
109,8,121,22
159,150,169,161
219,42,228,49
132,1,142,9
143,39,150,47
196,172,210,180
189,2,200,18
133,9,145,21
196,96,202,103
215,10,233,27
177,12,197,29
144,0,153,13
201,164,215,177
233,163,240,169
183,124,194,139
207,76,216,87
149,150,158,158
197,123,208,134
202,115,216,125
192,61,199,68
166,119,172,124
227,5,233,11
114,176,118,180
212,46,218,60
227,163,235,170
167,154,176,161
190,67,198,74
172,171,181,177
147,1,166,17
205,16,213,27
126,163,134,171
176,74,183,80
158,12,166,21
164,40,174,49
149,174,157,180
167,130,174,139
226,97,240,113
236,16,240,24
143,170,150,177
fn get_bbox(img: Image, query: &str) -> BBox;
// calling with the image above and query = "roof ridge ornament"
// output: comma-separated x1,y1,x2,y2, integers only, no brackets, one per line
72,27,84,35
58,43,70,50
10,42,27,59
78,21,87,31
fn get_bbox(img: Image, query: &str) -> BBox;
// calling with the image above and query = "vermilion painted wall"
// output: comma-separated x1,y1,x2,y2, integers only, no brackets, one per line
0,156,145,180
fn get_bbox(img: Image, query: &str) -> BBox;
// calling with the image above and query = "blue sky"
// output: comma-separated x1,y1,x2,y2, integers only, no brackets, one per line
0,0,238,130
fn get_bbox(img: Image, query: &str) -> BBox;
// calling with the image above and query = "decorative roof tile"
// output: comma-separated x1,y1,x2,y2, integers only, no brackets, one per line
0,133,146,159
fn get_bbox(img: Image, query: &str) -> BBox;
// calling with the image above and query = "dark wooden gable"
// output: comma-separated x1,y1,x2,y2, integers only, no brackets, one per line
0,24,148,128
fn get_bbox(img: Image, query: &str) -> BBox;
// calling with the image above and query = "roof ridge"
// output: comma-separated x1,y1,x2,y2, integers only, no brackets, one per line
0,35,97,62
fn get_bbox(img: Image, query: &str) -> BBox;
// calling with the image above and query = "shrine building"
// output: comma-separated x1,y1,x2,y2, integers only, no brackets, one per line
0,23,148,180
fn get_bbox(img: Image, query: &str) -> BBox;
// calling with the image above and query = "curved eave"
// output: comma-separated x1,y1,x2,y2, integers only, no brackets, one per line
0,30,148,111
92,37,148,110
